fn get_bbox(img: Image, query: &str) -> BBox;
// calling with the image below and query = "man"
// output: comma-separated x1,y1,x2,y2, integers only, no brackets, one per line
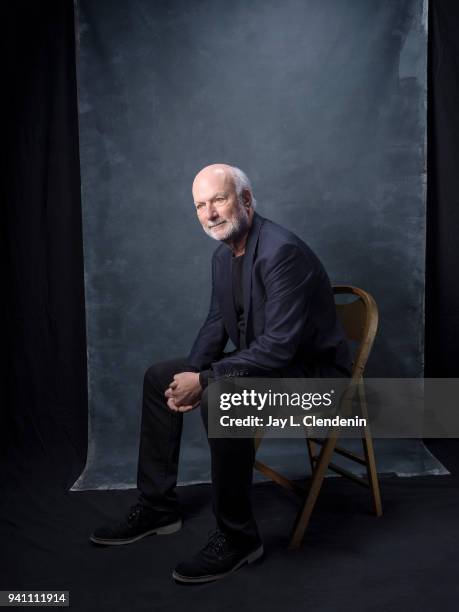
90,164,351,583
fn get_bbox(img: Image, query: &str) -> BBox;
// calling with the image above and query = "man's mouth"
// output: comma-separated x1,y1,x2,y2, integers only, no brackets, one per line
208,221,226,229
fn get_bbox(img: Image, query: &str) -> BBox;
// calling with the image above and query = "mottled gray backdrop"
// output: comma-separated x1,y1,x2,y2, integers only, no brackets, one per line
74,0,442,490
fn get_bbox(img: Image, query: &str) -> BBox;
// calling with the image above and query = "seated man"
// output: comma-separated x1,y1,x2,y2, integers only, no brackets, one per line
90,163,351,583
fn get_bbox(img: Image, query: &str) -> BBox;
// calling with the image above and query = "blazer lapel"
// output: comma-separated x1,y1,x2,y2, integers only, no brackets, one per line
242,213,263,342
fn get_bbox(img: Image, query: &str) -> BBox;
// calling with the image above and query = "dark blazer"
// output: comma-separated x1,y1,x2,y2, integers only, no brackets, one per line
188,212,351,379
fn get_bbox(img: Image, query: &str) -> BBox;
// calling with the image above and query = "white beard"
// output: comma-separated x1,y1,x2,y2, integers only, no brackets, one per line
204,202,250,243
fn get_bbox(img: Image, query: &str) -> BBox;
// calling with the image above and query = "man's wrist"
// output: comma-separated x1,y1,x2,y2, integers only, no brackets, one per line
199,369,213,389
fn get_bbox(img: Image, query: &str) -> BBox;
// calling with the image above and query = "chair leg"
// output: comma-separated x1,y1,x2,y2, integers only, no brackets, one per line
306,437,317,474
289,430,339,549
361,430,382,516
359,384,383,517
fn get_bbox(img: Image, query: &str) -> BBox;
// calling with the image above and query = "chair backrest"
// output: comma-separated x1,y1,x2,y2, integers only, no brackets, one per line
333,285,378,379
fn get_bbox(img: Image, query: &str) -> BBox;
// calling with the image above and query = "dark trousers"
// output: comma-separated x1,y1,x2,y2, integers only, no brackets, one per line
136,357,260,546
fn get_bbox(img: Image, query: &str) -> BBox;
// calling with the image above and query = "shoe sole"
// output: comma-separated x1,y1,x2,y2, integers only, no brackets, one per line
172,544,264,584
89,519,182,546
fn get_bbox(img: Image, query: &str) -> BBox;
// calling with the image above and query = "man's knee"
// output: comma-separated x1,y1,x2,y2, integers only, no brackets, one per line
144,358,188,394
144,362,164,393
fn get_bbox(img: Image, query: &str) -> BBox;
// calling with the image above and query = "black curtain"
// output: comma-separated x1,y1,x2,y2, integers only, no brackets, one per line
426,0,459,377
2,0,87,489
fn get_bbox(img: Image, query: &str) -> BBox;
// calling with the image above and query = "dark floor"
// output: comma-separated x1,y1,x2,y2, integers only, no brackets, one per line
1,440,458,612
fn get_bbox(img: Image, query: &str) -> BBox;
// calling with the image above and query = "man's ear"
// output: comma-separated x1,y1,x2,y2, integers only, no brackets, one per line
242,189,251,208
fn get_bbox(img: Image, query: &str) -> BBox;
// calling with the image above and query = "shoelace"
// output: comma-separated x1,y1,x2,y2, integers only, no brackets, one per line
202,530,228,556
126,504,144,524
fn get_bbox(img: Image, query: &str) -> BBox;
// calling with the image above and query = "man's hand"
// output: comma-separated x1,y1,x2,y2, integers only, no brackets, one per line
165,372,202,413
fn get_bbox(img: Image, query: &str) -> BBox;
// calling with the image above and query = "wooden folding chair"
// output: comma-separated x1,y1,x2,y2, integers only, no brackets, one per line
253,285,383,548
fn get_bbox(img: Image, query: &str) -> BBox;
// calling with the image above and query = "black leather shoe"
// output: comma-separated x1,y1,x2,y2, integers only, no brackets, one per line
172,530,264,584
90,503,182,545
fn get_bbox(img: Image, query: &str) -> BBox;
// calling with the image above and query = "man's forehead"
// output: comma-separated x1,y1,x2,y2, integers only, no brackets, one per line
192,169,233,200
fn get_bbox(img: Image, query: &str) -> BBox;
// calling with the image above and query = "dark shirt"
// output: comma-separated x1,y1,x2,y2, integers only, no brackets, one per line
232,253,246,350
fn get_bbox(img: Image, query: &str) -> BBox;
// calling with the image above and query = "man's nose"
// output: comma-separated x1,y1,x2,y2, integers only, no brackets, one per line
205,202,218,218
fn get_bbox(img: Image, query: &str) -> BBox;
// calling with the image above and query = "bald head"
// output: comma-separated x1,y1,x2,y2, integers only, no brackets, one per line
192,164,256,210
192,164,235,194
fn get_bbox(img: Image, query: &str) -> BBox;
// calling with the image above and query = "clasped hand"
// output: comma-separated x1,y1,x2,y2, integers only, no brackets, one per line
164,372,202,413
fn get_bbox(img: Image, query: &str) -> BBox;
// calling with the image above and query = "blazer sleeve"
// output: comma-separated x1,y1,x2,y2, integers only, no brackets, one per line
211,243,319,378
187,252,228,371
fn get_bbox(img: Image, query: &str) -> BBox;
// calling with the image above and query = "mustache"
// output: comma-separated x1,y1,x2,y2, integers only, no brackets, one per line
207,220,227,228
